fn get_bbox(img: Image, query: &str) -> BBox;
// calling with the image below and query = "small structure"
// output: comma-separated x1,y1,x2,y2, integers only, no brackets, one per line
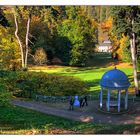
98,40,112,52
99,67,130,112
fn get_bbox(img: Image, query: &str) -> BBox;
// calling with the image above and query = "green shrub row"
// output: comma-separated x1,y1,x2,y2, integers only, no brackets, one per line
4,71,89,98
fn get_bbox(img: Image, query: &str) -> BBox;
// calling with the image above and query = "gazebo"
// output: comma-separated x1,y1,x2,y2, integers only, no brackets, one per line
99,67,130,112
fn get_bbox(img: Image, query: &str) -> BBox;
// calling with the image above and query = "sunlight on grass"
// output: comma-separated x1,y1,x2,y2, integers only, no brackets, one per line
0,106,138,134
29,65,136,95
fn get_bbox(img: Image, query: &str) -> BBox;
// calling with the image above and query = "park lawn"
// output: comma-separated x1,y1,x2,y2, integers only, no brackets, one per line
29,65,135,95
29,65,133,82
0,105,138,134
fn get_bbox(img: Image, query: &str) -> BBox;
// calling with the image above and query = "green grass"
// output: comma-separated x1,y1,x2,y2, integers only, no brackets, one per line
29,53,136,95
29,66,134,96
0,53,139,134
0,105,138,134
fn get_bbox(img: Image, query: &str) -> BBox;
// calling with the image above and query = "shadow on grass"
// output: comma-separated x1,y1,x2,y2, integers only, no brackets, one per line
127,72,140,89
0,105,139,134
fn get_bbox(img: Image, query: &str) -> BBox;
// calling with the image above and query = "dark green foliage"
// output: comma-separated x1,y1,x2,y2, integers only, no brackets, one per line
137,61,140,70
57,6,97,66
122,36,132,62
52,37,71,65
100,7,108,22
0,8,9,27
110,6,140,67
136,34,140,70
0,71,12,106
4,71,89,98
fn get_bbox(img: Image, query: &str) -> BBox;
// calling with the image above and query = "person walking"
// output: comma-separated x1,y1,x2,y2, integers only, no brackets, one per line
80,96,84,108
82,95,88,107
69,97,74,110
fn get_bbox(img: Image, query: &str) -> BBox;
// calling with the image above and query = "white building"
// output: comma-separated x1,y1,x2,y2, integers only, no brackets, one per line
98,40,112,52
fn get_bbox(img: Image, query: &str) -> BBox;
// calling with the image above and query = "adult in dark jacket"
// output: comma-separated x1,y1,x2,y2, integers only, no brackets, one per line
80,96,84,108
82,95,88,107
69,97,74,110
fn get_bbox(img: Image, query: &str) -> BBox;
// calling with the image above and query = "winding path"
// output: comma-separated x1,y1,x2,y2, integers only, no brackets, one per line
12,99,140,124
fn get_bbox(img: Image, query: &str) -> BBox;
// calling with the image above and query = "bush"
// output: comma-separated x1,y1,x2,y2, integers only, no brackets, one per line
34,48,47,65
0,78,12,106
5,72,89,98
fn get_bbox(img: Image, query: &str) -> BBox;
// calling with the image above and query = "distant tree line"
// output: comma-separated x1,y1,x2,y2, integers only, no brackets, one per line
0,6,98,70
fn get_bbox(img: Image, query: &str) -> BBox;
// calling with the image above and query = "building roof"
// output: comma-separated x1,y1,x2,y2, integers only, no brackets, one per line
99,68,130,90
99,40,112,47
103,40,111,44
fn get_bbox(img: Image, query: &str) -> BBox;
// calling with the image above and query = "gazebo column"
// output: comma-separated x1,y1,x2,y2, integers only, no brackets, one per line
125,89,128,110
100,87,103,108
107,89,110,111
117,90,121,112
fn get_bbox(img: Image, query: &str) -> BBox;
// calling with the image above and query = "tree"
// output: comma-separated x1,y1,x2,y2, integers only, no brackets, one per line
13,6,32,70
2,6,43,70
0,25,21,70
57,6,97,66
0,9,21,70
34,48,47,65
110,6,140,95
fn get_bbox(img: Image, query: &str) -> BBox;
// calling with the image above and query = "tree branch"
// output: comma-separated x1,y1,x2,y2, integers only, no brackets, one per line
28,39,34,45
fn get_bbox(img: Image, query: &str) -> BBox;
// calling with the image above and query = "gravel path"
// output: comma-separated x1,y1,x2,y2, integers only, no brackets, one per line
12,99,140,124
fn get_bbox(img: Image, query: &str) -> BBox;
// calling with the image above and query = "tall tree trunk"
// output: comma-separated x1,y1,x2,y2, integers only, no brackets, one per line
25,14,31,69
130,19,139,95
130,32,139,95
14,13,25,68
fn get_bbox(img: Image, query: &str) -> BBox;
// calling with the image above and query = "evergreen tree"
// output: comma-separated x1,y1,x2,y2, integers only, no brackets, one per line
110,6,140,95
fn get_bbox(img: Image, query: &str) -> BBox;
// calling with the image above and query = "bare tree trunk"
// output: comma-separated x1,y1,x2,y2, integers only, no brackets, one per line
130,32,139,95
130,19,139,95
14,13,25,68
25,14,31,69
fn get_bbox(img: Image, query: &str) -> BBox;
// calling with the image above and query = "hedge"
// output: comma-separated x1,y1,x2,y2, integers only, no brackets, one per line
4,71,89,98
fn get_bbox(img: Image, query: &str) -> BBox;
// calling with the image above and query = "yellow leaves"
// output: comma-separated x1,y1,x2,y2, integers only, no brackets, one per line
120,33,127,47
0,25,9,40
112,33,128,60
32,15,40,22
62,19,71,25
109,31,128,61
90,19,98,28
101,16,112,31
117,33,128,60
52,6,61,13
109,32,119,48
2,6,13,14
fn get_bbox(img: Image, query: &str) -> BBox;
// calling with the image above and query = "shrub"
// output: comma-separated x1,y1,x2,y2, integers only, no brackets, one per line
5,72,89,98
34,48,47,65
0,78,12,107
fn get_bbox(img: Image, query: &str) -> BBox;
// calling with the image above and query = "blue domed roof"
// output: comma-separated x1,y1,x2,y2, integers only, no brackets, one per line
100,68,130,89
